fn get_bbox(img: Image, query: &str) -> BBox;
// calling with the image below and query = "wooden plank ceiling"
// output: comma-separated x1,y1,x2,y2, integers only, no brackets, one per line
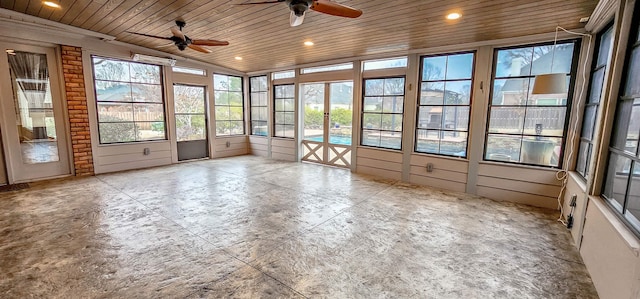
0,0,598,73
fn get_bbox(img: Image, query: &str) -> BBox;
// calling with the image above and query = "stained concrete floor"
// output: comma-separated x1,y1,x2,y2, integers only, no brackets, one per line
0,155,598,298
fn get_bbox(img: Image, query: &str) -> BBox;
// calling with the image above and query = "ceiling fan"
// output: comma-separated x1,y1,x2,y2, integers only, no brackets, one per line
126,21,229,53
238,0,362,27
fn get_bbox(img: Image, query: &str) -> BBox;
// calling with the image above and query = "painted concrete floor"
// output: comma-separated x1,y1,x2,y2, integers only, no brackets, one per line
0,155,598,298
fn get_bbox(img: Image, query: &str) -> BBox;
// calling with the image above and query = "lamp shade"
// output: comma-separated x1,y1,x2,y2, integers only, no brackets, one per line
531,73,567,94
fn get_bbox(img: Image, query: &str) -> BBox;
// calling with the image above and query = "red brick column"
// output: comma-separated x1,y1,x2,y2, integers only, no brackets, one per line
61,45,94,176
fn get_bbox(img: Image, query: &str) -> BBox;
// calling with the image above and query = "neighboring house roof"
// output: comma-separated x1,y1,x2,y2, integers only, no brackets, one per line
501,46,573,92
96,84,145,102
423,88,463,99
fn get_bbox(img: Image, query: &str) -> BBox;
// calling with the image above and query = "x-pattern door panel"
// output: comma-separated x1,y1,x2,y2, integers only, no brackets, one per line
301,81,353,168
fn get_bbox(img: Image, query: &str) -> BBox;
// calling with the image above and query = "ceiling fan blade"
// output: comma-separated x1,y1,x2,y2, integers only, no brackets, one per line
290,10,305,27
188,44,212,53
192,39,230,46
154,42,175,48
126,31,172,40
234,0,284,4
311,0,362,18
170,27,186,41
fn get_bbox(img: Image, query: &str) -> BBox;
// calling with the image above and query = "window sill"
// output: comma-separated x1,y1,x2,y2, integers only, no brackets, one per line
273,137,295,141
478,160,561,173
411,151,469,162
589,196,640,257
568,171,588,192
97,139,169,147
357,145,402,153
215,135,247,139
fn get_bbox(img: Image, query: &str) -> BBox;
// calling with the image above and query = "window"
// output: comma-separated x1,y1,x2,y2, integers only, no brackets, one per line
485,40,579,167
301,63,353,74
576,25,614,179
249,76,268,136
172,66,205,76
416,52,474,157
91,56,166,144
361,77,405,150
213,74,244,136
273,70,295,80
602,7,640,235
274,84,295,138
363,57,408,70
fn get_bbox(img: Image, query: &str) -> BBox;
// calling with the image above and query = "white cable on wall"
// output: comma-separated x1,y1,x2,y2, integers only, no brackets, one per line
555,26,593,226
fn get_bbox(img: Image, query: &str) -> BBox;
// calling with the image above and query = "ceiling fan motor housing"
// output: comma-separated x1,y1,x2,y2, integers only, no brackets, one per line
287,0,312,16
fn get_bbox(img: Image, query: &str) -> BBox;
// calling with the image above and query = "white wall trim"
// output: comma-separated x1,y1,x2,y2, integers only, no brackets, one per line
586,0,619,33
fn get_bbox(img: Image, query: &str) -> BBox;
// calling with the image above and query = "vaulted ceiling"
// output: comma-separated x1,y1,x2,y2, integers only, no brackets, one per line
1,0,598,73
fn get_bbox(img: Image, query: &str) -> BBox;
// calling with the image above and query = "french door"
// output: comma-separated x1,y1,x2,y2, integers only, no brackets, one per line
0,43,70,183
301,81,353,168
174,84,208,161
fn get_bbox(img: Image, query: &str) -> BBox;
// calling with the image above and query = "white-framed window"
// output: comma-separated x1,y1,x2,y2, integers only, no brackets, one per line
361,77,405,150
416,52,474,157
172,66,206,76
213,74,244,136
576,24,614,179
273,70,295,80
249,76,268,136
301,63,353,74
602,6,640,235
363,57,408,70
91,56,166,144
485,40,579,167
274,84,295,138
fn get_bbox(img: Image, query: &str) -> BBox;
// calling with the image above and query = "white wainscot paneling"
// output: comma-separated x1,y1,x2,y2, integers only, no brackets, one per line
94,141,172,174
213,136,248,158
476,163,562,209
408,154,469,193
249,136,269,157
272,138,296,161
580,198,640,299
355,147,403,180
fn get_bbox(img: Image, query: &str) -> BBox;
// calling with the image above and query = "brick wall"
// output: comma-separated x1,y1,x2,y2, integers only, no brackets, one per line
61,45,94,176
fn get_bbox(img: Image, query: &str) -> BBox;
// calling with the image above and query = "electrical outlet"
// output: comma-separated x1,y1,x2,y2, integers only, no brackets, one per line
143,148,150,155
570,194,577,207
426,163,434,173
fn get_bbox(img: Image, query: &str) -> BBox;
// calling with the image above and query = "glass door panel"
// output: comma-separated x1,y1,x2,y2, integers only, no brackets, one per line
174,84,208,161
9,51,60,164
329,82,353,145
302,83,325,142
0,44,70,182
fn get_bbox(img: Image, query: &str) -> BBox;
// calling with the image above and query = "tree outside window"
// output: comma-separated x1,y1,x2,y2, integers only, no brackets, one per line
485,41,579,167
416,52,474,157
214,74,244,136
92,56,166,144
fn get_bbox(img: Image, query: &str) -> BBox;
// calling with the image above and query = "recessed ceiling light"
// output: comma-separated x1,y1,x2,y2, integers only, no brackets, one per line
42,1,61,8
235,56,243,61
446,12,461,20
304,41,314,46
